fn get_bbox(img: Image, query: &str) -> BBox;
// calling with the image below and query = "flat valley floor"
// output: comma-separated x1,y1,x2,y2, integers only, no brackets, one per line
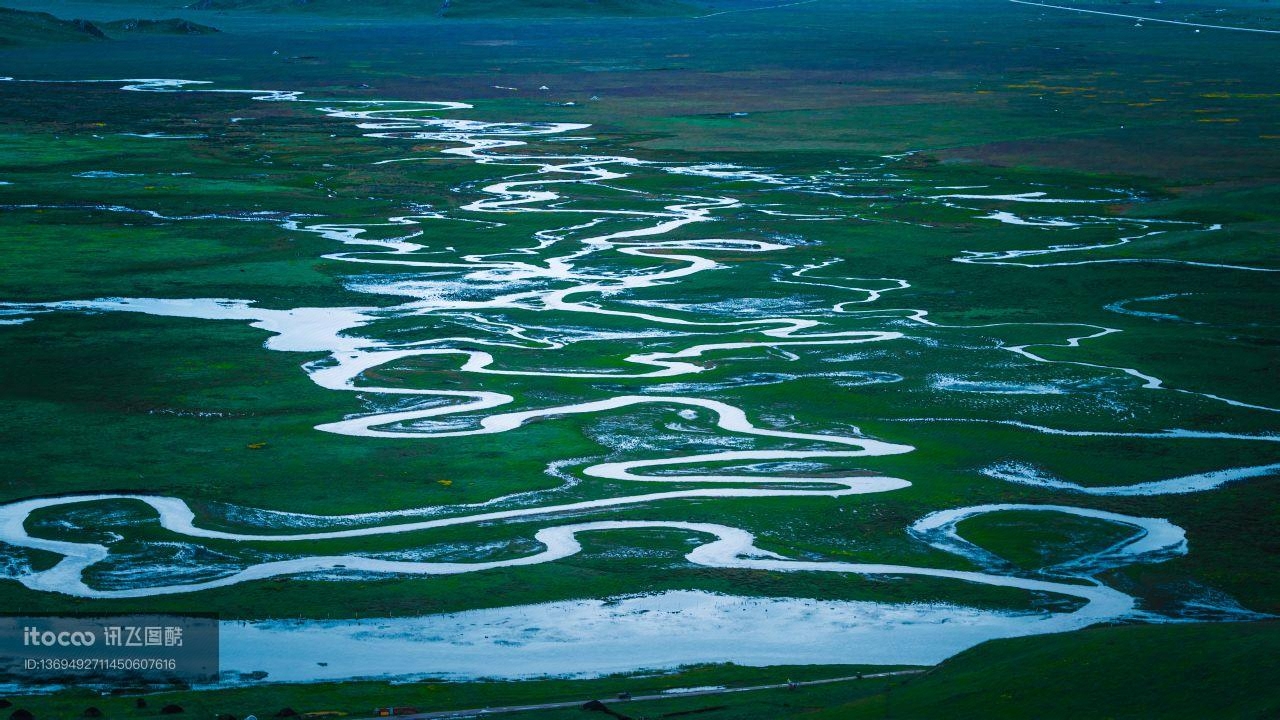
0,0,1277,717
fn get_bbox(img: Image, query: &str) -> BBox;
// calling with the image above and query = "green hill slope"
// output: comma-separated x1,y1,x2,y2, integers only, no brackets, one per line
0,7,105,45
0,7,217,43
101,17,220,34
812,621,1280,720
181,0,699,16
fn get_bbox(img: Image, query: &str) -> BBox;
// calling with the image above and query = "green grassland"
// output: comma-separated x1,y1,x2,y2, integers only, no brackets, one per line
0,0,1277,715
0,73,1274,618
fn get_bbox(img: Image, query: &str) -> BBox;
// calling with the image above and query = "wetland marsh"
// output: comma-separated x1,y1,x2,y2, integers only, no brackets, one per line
0,0,1277,716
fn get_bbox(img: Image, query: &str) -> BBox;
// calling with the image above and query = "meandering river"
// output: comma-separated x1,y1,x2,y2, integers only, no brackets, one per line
0,79,1275,682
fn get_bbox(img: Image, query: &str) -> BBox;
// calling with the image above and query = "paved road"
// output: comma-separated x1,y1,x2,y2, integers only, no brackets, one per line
698,0,820,19
358,669,927,720
1008,0,1280,34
